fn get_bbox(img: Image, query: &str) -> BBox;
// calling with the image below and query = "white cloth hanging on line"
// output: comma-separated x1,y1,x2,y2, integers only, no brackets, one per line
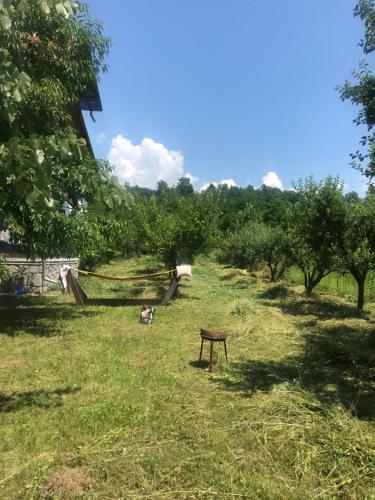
176,265,192,279
59,265,71,293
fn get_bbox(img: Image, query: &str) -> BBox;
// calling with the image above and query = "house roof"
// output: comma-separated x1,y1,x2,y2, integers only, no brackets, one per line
72,80,103,156
79,80,102,112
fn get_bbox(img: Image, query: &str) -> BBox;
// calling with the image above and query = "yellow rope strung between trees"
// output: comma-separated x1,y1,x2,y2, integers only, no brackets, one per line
77,268,175,281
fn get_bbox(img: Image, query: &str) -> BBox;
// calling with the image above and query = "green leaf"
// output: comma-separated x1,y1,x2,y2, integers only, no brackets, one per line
55,2,68,18
39,0,50,13
0,14,11,29
35,149,45,164
12,88,21,102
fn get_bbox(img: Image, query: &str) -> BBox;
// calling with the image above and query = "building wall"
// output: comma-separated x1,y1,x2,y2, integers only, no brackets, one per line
1,257,79,295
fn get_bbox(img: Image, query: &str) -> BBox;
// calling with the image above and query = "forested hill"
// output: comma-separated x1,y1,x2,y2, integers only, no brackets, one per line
126,178,361,232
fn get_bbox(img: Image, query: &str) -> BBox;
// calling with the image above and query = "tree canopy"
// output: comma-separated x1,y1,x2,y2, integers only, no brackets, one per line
0,0,129,258
338,0,375,180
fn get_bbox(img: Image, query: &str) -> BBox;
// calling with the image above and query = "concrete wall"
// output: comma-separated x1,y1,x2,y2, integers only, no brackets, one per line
1,257,79,295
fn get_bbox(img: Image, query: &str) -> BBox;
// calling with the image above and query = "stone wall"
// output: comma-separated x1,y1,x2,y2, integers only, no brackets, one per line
1,257,79,295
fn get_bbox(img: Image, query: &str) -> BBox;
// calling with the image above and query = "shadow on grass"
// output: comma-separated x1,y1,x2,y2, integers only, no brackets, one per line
0,386,81,412
177,293,201,301
233,279,253,289
0,297,98,337
257,284,291,300
85,298,161,307
262,297,363,320
190,360,210,370
220,271,245,281
221,277,254,290
212,322,375,420
124,285,146,298
150,281,169,300
82,278,183,306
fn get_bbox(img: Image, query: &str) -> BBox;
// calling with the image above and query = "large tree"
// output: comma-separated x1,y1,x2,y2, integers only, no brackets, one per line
0,0,125,258
338,0,375,181
222,221,292,281
337,196,375,310
290,177,346,296
135,189,218,271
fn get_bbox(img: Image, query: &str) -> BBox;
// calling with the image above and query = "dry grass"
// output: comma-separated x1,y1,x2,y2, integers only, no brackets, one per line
42,467,92,498
0,256,374,498
0,360,26,369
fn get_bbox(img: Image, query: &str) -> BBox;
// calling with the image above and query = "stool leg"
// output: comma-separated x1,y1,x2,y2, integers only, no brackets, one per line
209,340,214,372
224,340,228,364
199,338,204,361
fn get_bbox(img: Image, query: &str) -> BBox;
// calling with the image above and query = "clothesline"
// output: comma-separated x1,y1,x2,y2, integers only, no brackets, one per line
77,268,175,281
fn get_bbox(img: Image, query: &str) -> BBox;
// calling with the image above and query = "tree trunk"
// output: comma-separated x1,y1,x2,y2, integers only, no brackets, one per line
303,271,314,296
303,270,326,297
268,262,284,282
351,270,367,311
274,265,286,282
170,248,178,281
357,279,365,311
268,264,276,282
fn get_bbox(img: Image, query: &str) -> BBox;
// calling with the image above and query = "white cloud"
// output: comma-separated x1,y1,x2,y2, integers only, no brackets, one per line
219,179,237,188
262,171,284,190
96,132,107,144
185,172,198,184
107,134,190,189
199,179,237,192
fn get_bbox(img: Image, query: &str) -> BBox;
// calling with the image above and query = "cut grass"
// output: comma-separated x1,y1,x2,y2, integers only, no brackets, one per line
0,256,374,498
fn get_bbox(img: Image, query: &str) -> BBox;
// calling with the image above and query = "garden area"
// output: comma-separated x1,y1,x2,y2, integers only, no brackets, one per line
1,0,375,498
0,255,374,498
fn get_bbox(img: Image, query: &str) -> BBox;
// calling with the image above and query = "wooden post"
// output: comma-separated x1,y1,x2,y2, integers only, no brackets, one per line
67,270,87,306
76,278,87,300
209,341,214,372
159,276,179,306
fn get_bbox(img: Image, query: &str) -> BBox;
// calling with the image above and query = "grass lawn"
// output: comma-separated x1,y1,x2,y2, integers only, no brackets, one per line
0,256,374,499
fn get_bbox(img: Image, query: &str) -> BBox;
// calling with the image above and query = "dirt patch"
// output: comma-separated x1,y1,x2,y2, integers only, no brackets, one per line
42,467,92,498
0,359,26,369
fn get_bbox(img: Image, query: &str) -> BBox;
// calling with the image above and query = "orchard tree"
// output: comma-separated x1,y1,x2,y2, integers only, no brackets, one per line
223,221,292,281
338,0,375,181
291,177,346,296
256,224,292,281
221,223,261,272
136,192,218,271
338,196,375,310
0,0,126,258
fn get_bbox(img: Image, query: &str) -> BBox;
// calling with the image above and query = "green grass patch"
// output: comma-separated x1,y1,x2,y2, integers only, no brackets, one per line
0,257,374,498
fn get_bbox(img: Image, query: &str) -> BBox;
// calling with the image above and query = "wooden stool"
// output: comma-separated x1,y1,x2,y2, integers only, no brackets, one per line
199,328,228,372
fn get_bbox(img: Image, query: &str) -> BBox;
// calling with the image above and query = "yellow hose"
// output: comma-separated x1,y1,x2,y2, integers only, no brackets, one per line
78,268,175,281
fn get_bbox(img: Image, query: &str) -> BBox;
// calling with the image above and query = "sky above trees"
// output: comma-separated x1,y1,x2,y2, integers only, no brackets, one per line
85,0,370,194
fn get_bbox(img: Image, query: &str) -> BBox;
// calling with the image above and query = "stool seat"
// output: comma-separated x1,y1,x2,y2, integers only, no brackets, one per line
200,329,227,341
199,328,228,372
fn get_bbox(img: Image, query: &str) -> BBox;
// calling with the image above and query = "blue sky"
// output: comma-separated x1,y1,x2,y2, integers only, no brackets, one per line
84,0,369,193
